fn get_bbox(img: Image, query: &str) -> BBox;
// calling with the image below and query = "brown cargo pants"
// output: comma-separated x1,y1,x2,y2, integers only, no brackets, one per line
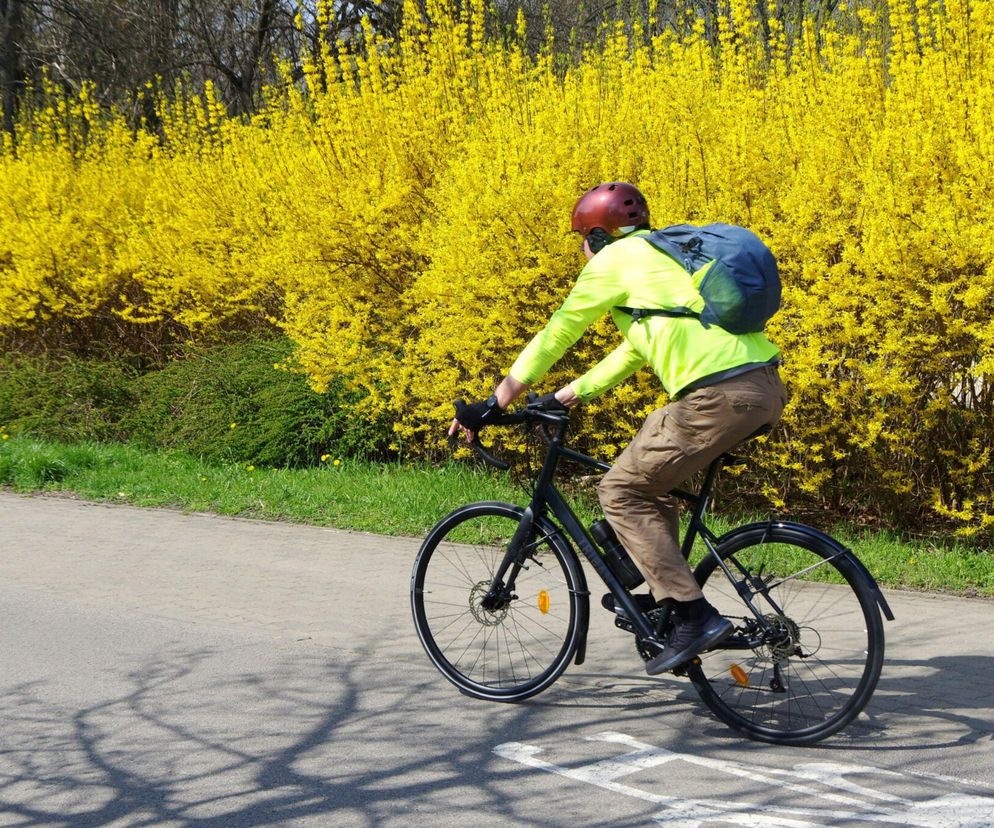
598,365,787,602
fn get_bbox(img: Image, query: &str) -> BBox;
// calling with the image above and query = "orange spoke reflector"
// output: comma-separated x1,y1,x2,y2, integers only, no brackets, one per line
538,590,551,614
730,663,749,687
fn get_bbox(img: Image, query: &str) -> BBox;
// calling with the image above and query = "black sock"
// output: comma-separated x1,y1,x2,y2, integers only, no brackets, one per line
676,598,710,621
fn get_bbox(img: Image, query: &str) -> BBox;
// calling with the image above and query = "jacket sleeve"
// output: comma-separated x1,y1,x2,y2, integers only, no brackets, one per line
508,262,624,385
570,339,646,402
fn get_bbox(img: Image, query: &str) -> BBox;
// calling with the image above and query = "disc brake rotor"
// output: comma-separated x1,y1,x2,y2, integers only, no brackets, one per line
469,580,509,626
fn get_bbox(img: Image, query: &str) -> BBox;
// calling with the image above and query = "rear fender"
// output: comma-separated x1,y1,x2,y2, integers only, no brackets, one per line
717,521,895,622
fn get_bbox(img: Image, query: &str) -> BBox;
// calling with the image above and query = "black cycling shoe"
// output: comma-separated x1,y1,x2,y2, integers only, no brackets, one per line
645,610,733,676
601,592,657,619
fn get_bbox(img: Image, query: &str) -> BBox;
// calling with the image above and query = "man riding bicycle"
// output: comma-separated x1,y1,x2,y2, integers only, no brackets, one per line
450,181,786,675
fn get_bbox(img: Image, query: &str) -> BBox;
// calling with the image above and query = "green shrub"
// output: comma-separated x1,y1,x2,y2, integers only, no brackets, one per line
0,353,137,442
119,337,392,466
0,337,392,467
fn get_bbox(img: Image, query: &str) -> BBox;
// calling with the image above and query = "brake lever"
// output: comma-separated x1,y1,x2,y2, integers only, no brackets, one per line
520,399,567,446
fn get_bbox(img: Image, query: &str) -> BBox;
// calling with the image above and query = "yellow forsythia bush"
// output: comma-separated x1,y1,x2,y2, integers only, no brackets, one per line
1,0,992,534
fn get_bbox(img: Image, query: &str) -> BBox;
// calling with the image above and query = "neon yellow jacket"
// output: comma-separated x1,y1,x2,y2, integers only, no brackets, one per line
508,230,780,400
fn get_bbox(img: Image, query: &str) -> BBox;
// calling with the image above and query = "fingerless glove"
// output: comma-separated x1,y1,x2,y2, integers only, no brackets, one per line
454,395,503,432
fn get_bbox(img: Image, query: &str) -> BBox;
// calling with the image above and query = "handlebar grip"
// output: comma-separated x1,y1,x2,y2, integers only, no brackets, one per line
447,434,510,471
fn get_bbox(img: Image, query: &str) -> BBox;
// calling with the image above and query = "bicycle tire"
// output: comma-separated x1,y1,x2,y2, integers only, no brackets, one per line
688,523,885,745
411,501,585,702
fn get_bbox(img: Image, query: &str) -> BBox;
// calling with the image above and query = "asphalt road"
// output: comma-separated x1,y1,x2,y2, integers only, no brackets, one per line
2,491,993,827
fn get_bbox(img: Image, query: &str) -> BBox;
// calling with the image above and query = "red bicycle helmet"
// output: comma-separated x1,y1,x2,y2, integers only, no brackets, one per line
571,181,650,237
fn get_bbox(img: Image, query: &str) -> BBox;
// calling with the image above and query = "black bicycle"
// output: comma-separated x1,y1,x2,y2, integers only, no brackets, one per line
410,402,894,745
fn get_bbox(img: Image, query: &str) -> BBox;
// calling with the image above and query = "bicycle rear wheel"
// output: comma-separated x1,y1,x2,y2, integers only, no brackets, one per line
411,501,584,702
689,523,884,745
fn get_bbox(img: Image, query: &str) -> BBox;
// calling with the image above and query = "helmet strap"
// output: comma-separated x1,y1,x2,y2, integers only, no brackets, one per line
586,228,616,254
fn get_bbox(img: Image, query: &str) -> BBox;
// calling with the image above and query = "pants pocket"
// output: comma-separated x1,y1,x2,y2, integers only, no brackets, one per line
725,372,785,421
630,406,706,481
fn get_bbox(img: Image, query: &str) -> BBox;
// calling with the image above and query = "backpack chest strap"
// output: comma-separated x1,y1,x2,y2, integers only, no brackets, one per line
616,306,701,323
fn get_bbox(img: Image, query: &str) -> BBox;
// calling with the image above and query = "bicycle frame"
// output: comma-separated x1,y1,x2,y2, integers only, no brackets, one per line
482,412,724,648
478,406,895,660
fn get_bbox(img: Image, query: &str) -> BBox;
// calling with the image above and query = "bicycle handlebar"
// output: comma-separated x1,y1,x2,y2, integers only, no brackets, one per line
447,432,511,470
449,403,569,470
492,406,568,428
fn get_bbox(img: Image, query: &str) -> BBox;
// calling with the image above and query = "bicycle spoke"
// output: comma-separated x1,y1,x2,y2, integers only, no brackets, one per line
508,611,554,673
425,610,476,638
436,546,482,588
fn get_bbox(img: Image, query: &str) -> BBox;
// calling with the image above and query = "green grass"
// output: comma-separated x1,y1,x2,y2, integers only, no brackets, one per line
0,339,392,468
0,434,540,534
1,434,991,596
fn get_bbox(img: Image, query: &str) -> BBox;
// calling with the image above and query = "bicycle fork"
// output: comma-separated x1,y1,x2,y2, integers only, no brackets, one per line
481,506,538,611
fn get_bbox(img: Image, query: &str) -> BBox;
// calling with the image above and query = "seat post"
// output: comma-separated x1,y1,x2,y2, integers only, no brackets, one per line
702,451,726,503
679,455,724,560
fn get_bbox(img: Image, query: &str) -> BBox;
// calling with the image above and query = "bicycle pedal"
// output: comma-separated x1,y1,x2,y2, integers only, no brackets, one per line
671,656,702,678
602,592,658,617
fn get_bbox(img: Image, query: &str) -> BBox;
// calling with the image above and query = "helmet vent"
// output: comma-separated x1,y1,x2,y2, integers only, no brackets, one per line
624,199,634,205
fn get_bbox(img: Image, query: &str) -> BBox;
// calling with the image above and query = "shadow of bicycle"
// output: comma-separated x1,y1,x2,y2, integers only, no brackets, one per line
524,650,994,752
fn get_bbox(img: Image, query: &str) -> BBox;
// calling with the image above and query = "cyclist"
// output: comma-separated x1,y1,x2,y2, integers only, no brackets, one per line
449,181,786,675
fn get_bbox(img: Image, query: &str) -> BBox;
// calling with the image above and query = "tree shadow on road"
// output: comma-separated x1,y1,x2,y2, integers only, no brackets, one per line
534,650,994,754
2,634,992,826
0,633,681,827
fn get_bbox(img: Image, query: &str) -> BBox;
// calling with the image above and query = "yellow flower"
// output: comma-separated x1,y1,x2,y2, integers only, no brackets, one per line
320,454,330,462
1,434,8,441
2,0,993,536
246,464,255,472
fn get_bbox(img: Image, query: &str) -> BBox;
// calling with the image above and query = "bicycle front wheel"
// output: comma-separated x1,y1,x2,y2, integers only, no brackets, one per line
411,501,584,702
689,523,885,745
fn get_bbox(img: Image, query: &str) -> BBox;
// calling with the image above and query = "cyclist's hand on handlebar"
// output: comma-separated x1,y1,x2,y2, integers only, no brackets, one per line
448,396,504,443
530,392,568,413
531,386,579,411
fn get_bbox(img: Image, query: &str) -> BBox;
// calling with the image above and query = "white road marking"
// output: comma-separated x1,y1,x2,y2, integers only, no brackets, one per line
492,742,817,827
765,763,908,804
592,732,904,810
494,731,994,827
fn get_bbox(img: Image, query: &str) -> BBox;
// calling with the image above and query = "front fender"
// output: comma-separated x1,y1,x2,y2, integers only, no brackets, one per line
531,512,591,664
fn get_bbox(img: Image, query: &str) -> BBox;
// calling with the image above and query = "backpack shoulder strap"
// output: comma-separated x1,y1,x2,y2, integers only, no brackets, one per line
616,225,708,324
616,306,700,323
